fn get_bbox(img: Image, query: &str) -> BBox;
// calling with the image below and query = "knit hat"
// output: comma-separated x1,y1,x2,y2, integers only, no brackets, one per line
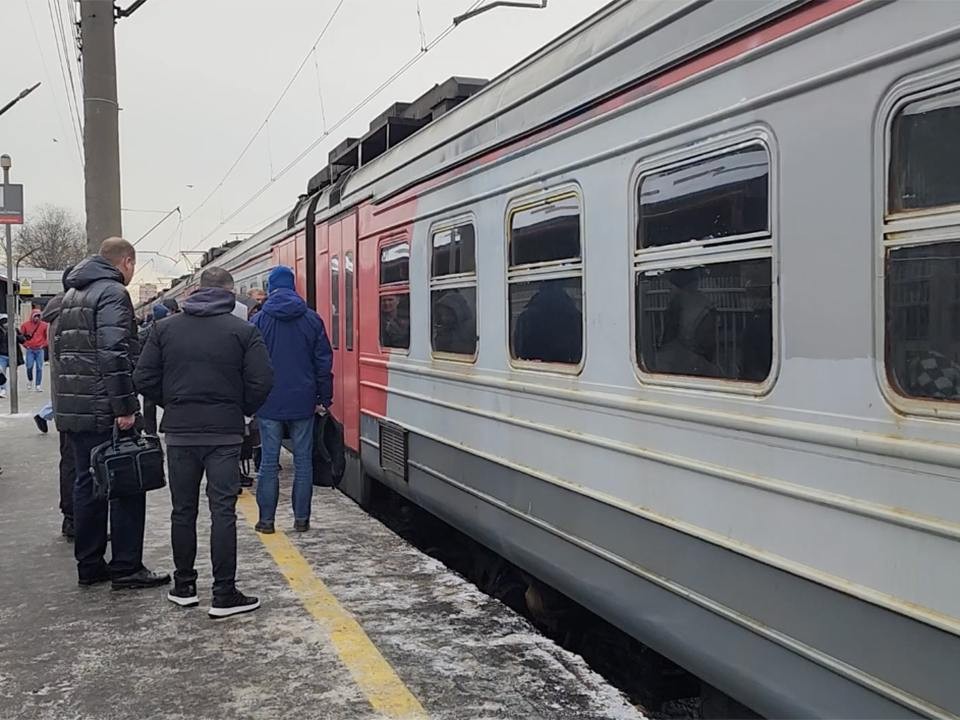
152,304,170,321
268,265,295,292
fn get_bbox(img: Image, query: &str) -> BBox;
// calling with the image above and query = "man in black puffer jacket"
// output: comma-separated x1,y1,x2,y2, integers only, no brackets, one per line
55,238,170,590
134,266,274,618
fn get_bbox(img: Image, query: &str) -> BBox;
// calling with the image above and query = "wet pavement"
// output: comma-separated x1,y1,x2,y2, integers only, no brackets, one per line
0,366,643,720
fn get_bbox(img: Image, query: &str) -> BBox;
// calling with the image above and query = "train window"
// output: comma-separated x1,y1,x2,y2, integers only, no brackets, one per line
345,252,354,351
380,242,410,284
330,255,340,349
638,144,769,249
884,87,960,404
635,142,773,384
431,221,477,358
379,241,410,351
508,193,583,366
510,197,581,266
889,89,960,213
432,224,476,277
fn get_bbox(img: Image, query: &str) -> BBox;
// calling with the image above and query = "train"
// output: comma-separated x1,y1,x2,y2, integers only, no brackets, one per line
142,1,960,716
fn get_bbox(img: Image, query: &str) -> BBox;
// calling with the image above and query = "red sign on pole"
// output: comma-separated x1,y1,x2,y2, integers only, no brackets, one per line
0,184,24,225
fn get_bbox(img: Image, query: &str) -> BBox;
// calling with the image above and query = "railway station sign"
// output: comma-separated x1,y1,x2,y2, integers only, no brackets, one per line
0,184,24,225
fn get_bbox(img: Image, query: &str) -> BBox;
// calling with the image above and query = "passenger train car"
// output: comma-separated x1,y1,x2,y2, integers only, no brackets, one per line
155,1,960,716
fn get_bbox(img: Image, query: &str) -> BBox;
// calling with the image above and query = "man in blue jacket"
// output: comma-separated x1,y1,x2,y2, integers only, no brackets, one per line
252,266,333,533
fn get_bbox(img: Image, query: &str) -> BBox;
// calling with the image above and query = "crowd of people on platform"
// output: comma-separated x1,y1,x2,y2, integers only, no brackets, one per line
4,237,333,619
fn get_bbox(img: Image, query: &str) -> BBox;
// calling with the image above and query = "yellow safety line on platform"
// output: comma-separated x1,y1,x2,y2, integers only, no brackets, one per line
237,492,427,719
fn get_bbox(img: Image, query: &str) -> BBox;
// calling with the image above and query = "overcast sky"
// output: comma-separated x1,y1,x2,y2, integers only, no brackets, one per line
1,0,610,291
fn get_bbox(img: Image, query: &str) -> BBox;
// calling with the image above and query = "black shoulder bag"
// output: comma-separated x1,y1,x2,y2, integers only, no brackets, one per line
90,426,166,500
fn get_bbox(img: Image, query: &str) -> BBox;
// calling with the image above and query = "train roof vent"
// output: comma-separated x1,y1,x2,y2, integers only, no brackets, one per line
305,76,488,195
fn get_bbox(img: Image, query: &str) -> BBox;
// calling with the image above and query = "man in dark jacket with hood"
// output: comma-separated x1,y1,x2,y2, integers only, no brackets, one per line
55,238,169,590
135,267,273,617
252,265,332,534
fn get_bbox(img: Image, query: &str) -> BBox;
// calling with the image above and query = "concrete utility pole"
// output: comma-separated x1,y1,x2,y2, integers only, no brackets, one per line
80,0,123,253
2,154,19,414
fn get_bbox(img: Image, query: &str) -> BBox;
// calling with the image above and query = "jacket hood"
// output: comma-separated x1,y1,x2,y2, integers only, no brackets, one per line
66,255,124,290
262,288,307,320
181,287,237,317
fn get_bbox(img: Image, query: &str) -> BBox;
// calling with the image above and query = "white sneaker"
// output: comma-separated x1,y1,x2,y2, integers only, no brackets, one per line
35,385,43,393
0,389,6,398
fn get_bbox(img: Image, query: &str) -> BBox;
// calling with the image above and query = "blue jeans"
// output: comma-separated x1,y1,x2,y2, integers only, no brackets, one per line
25,348,43,386
38,402,55,420
0,355,7,389
256,417,315,523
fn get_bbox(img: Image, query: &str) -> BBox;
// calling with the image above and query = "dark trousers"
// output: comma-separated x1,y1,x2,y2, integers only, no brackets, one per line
70,431,146,581
58,431,75,521
143,399,158,435
167,445,242,599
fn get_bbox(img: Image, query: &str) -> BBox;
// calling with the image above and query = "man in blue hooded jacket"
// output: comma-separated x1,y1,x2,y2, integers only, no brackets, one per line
252,266,333,533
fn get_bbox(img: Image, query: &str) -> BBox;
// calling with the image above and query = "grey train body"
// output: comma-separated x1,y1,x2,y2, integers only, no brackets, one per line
355,2,960,718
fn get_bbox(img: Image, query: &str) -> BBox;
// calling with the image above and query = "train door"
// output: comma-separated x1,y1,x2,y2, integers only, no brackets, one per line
326,213,360,451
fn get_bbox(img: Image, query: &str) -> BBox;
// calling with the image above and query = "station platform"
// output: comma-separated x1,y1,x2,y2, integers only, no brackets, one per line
0,369,643,720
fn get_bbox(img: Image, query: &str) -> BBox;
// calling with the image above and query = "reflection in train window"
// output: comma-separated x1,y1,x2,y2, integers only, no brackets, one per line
885,87,960,403
637,260,772,381
432,288,477,356
889,89,960,213
380,294,410,350
638,144,769,249
431,221,477,358
508,193,583,366
886,243,960,401
635,141,773,384
380,242,410,284
380,240,410,350
510,278,582,364
345,252,354,351
432,224,476,277
510,197,581,266
330,255,340,350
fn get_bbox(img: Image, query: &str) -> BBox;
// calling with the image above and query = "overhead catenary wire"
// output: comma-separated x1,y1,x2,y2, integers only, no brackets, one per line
186,0,485,252
46,0,84,160
183,0,348,225
22,0,83,170
54,0,83,125
133,206,181,247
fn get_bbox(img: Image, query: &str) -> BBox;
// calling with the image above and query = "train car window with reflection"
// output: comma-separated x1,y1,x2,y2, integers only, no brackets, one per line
508,193,583,366
330,255,340,349
431,222,477,358
635,142,773,384
345,252,355,351
885,87,960,402
379,241,411,351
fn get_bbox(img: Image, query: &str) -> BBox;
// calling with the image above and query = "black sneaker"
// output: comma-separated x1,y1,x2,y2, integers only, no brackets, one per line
254,521,274,534
208,590,260,619
239,473,254,488
294,519,309,532
167,582,199,608
61,516,75,541
33,414,48,433
112,568,171,591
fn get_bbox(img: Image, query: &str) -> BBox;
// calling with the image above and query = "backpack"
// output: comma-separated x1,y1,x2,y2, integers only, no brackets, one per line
312,412,345,487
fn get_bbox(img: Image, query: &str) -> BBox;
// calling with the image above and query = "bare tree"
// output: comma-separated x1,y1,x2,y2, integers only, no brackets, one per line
14,204,87,270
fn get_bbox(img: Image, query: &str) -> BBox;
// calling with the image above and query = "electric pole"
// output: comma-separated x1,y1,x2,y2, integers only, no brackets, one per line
80,0,122,253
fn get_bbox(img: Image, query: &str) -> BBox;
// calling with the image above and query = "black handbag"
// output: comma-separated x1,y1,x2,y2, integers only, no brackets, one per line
90,426,166,500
